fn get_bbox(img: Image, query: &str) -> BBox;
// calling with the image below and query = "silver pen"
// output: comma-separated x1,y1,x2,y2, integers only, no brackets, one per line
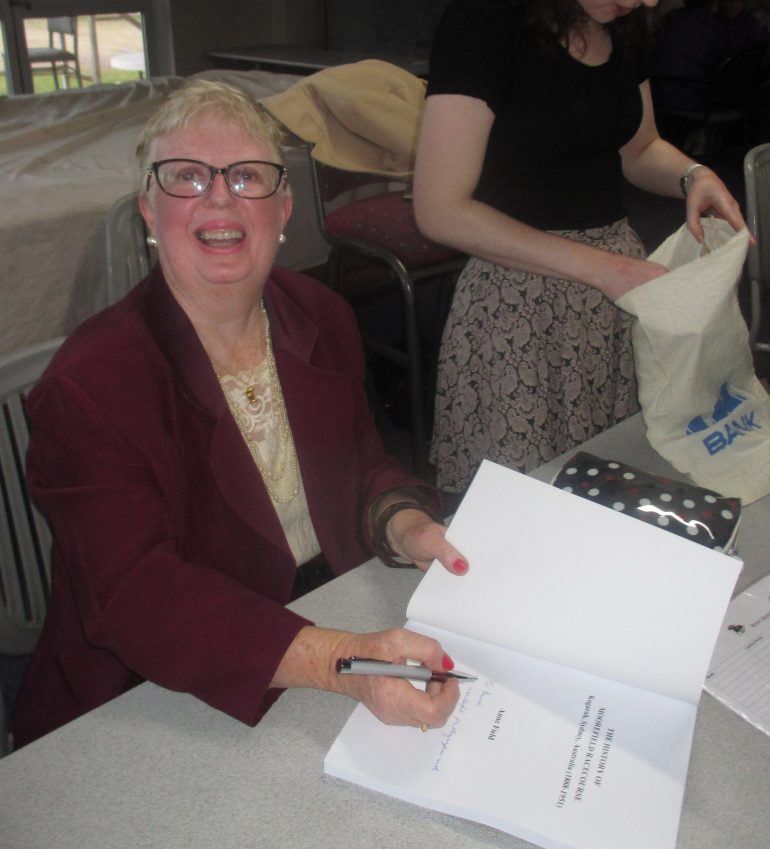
336,656,477,683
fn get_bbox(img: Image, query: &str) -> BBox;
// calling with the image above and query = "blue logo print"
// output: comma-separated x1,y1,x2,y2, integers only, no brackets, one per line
686,383,761,455
687,383,746,433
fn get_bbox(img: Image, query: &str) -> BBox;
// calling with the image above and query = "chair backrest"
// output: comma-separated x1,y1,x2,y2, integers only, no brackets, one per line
48,17,77,39
105,192,153,306
744,143,770,294
0,337,63,656
47,17,78,56
308,150,408,240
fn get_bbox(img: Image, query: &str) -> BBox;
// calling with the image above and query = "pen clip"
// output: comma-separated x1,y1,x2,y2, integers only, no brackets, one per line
335,656,392,673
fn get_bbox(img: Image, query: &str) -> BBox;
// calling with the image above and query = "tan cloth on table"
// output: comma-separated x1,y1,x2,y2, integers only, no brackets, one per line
261,60,426,177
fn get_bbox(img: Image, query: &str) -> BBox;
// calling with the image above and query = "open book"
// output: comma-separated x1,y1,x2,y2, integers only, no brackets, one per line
325,460,742,849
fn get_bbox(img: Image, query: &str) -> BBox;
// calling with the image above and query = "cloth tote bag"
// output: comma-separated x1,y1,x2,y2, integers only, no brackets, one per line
616,219,770,504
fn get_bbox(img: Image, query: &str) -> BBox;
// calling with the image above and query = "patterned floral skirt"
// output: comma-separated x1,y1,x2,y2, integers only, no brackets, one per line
431,218,644,493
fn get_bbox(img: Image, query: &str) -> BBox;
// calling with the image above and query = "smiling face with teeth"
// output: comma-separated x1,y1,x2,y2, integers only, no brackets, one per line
139,113,292,311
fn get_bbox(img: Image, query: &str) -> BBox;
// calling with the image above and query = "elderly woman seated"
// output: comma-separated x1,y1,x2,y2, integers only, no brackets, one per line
12,80,468,749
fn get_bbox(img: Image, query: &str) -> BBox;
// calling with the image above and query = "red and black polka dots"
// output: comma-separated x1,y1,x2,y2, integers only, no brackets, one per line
552,452,741,552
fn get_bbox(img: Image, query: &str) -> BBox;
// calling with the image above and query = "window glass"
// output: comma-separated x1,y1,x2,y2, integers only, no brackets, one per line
0,0,169,97
15,14,146,95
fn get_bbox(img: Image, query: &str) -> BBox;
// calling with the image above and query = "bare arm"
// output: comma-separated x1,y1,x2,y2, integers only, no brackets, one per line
412,94,667,301
271,625,460,729
620,81,747,242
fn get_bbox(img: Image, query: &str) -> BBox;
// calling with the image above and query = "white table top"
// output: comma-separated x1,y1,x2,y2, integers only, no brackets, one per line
108,51,145,73
1,415,768,849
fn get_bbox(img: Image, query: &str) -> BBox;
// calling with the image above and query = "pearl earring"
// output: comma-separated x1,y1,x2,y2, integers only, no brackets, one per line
278,233,286,245
146,235,158,248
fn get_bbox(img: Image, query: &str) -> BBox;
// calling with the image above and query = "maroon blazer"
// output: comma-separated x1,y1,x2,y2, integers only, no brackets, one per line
13,265,435,748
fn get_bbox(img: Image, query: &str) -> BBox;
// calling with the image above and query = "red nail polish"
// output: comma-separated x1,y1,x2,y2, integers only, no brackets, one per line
453,558,468,574
442,653,455,671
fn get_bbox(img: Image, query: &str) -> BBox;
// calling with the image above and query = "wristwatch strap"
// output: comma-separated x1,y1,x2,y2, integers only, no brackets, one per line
680,162,705,197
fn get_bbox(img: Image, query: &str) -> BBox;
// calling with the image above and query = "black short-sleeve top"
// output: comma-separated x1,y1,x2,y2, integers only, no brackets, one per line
426,0,649,231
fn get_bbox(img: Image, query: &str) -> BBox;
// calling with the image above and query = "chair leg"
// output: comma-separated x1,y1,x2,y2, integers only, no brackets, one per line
0,689,8,758
750,277,761,348
326,247,342,292
51,62,60,90
750,277,770,353
330,246,433,478
405,329,427,476
63,62,76,89
424,272,458,434
392,267,428,479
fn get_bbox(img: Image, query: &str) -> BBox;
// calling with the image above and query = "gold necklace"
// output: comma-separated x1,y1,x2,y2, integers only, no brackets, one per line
213,303,299,503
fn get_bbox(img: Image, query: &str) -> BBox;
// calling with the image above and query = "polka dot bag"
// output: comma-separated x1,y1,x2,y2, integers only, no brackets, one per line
552,452,741,553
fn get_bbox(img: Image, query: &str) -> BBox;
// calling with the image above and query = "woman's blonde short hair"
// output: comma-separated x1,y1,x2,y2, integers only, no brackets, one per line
136,79,286,173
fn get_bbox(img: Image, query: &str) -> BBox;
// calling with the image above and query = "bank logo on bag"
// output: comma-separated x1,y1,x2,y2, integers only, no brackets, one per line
686,382,761,455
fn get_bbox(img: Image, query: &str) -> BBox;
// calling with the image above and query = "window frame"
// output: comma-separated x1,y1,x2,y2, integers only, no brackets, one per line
0,0,173,95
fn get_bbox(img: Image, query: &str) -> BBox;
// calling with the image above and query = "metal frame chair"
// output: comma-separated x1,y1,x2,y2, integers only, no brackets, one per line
308,151,465,477
105,192,153,306
744,143,770,352
27,17,83,90
0,336,63,756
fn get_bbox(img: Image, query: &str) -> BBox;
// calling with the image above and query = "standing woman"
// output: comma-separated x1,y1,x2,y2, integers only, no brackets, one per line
414,0,747,493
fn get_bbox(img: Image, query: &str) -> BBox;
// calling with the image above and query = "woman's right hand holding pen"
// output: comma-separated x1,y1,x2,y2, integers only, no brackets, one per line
272,626,462,730
334,628,462,729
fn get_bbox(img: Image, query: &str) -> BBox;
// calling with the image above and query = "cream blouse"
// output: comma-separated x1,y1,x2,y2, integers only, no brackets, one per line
219,359,321,566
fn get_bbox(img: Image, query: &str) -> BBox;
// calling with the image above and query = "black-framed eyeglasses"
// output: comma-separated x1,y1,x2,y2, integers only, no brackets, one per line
146,158,287,199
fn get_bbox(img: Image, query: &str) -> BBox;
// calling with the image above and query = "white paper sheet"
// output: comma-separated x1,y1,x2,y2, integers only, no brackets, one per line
407,461,743,704
705,573,770,734
327,620,696,849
